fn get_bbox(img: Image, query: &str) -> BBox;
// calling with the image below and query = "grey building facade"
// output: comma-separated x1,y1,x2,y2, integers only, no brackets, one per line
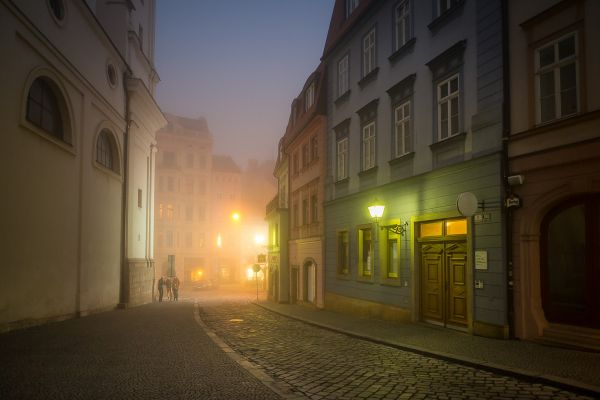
323,0,508,337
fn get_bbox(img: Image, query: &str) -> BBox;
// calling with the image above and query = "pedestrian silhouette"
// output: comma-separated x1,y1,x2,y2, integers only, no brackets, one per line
172,276,180,301
157,276,164,302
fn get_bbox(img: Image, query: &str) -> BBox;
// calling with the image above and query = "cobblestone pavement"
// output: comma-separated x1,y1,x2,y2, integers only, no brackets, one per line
198,301,594,400
0,301,281,400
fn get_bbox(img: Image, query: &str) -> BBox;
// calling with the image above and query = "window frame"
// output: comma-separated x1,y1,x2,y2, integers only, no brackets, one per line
337,230,350,276
394,0,411,51
336,137,349,181
357,225,374,279
346,0,359,19
305,82,315,111
437,73,460,141
338,53,349,98
534,31,579,125
362,121,376,171
393,100,412,157
362,28,376,78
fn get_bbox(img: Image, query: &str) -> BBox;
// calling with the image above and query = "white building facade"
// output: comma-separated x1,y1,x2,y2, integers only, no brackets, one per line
0,0,165,331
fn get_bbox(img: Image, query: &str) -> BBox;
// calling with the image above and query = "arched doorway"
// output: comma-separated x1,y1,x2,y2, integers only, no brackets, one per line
303,259,316,304
541,195,600,328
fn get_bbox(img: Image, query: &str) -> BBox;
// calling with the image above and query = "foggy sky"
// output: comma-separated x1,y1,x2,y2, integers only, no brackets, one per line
155,0,335,166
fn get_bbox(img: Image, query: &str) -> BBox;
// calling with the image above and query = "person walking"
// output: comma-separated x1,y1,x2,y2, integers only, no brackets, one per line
172,276,180,301
157,276,165,302
165,277,172,301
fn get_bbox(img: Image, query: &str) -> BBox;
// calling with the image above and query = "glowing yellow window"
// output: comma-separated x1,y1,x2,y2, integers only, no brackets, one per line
446,219,467,235
420,221,443,237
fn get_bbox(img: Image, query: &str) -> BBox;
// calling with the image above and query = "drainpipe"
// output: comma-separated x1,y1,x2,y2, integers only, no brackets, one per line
119,71,132,308
501,0,514,339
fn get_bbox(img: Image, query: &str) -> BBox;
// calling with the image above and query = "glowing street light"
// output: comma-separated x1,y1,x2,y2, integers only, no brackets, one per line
216,234,222,248
368,201,385,223
231,212,240,222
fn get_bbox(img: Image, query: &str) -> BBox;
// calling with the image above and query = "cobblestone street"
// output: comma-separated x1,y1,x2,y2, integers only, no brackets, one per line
198,300,593,400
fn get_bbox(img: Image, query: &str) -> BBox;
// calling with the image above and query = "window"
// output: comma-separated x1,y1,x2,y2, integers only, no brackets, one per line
311,136,318,161
137,189,142,208
387,232,400,278
293,152,299,175
311,194,318,223
185,205,193,221
302,198,309,226
301,144,308,169
362,122,376,170
96,129,116,171
305,82,315,111
394,101,411,157
358,227,373,277
186,154,194,168
198,179,206,195
293,202,299,228
198,205,206,221
437,0,460,16
26,78,68,143
437,74,459,140
337,231,349,275
536,33,578,124
185,232,192,248
166,204,174,221
362,29,376,77
166,231,173,247
184,177,194,194
395,1,411,51
338,54,349,97
346,0,359,18
48,0,65,21
336,137,348,181
167,177,175,192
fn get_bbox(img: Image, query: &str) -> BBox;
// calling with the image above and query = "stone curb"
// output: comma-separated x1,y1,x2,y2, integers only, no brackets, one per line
193,302,307,400
254,302,600,399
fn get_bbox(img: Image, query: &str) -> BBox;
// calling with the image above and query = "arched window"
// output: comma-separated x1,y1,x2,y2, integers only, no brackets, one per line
95,129,119,174
26,78,66,142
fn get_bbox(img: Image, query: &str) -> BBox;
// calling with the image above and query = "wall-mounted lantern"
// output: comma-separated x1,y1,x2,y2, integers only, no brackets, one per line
367,200,408,236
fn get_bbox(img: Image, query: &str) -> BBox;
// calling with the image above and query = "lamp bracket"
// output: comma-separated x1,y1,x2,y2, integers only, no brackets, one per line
380,221,408,236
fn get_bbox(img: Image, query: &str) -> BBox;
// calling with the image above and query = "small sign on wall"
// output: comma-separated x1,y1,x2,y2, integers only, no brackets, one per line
475,250,488,270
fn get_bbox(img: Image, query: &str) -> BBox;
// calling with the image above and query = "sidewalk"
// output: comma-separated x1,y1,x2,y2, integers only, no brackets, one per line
256,301,600,397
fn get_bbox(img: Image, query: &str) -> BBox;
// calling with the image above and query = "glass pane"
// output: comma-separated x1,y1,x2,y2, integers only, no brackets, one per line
440,82,448,99
446,219,467,235
539,45,555,68
27,101,42,125
388,239,399,278
547,204,586,310
558,35,575,60
561,88,578,117
540,71,555,97
451,115,459,135
450,77,458,94
541,97,556,123
420,222,442,237
560,63,577,116
560,63,577,90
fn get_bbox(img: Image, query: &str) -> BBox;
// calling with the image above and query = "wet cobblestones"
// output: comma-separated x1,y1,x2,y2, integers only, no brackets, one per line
199,302,593,400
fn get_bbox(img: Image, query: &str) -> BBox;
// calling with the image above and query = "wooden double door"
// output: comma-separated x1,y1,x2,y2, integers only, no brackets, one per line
421,241,468,328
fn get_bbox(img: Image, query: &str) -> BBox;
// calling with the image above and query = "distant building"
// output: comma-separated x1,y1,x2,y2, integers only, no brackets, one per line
322,0,507,337
507,0,600,349
210,155,243,283
1,0,166,331
154,114,213,286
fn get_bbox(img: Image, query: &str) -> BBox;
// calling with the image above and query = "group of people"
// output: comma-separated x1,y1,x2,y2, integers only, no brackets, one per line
157,276,180,302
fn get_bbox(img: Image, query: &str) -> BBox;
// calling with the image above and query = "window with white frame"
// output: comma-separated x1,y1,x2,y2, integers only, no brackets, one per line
363,29,376,77
305,82,315,111
362,122,376,170
337,230,349,275
386,232,400,278
437,74,459,140
437,0,460,16
338,54,349,97
395,1,411,51
536,33,578,124
336,137,348,181
359,227,373,277
346,0,359,18
394,101,411,157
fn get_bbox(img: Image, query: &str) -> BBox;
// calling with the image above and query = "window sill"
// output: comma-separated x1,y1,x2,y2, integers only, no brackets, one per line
21,120,76,156
356,275,374,283
93,161,123,182
337,270,351,280
358,166,378,177
388,37,416,64
388,151,415,166
380,278,403,287
429,131,467,151
334,90,351,106
335,177,350,185
358,67,379,89
427,0,465,33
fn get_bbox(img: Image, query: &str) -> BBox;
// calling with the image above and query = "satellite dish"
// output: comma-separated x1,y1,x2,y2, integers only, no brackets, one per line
457,192,478,217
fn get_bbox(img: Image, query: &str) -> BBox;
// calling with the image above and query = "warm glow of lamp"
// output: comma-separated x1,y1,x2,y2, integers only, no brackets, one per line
368,203,385,221
216,234,222,248
254,234,265,245
231,212,240,221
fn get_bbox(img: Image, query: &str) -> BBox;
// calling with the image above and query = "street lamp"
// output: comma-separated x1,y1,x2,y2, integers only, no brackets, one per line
367,200,408,236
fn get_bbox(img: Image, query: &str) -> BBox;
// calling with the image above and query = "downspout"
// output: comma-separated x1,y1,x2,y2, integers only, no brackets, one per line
501,0,514,339
119,71,132,308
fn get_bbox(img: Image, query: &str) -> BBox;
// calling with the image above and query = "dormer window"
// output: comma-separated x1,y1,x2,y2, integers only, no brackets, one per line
305,82,315,112
346,0,359,19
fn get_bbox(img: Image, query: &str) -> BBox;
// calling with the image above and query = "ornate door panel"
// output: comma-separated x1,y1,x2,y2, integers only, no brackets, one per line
446,242,468,327
421,244,444,323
